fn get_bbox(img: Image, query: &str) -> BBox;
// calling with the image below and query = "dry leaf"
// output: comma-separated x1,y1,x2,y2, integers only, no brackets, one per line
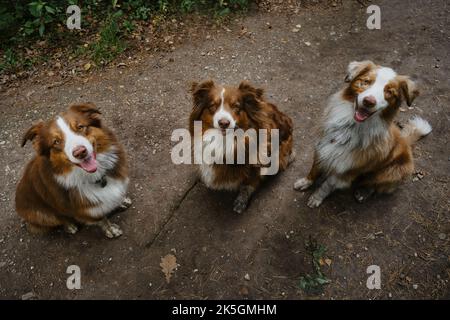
324,258,332,266
160,254,178,283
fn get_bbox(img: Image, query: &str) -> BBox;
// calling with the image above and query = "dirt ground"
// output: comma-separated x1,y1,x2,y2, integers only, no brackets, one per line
0,0,449,299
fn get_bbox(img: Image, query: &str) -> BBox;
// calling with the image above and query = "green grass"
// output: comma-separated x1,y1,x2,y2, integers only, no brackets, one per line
90,14,126,65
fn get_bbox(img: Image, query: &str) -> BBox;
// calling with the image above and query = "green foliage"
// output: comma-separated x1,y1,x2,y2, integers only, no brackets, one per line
299,237,331,295
24,1,60,36
90,11,126,65
0,48,18,72
0,0,251,74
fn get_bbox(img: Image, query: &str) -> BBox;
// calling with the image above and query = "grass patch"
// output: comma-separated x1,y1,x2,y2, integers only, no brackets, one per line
90,13,127,65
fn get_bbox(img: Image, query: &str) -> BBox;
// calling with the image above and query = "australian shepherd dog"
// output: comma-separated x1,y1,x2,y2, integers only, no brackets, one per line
16,103,131,238
189,80,294,213
294,61,432,208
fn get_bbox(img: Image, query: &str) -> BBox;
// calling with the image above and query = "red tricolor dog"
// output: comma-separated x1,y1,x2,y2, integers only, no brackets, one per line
16,103,130,238
294,61,432,207
190,80,294,213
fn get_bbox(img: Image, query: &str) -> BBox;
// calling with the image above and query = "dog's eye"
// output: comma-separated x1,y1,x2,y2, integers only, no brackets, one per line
53,138,60,145
232,103,240,111
209,105,217,112
77,124,86,132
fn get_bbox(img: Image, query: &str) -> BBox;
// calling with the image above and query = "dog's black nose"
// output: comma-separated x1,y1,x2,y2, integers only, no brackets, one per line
72,146,88,159
363,96,376,108
218,119,230,129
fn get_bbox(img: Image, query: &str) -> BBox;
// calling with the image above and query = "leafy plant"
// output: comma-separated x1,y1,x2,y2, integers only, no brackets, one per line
299,237,331,295
0,48,18,73
0,0,253,75
23,1,60,36
90,11,126,64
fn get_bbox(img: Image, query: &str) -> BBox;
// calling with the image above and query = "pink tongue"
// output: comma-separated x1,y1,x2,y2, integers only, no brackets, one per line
79,155,97,173
354,109,370,122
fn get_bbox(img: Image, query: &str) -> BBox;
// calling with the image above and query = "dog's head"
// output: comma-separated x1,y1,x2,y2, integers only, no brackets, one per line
190,80,264,134
344,60,419,122
21,103,105,173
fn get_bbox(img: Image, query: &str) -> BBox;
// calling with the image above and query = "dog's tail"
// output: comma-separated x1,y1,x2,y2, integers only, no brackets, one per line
401,116,432,145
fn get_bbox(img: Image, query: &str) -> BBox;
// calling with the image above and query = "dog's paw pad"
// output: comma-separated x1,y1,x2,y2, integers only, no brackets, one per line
118,197,132,211
354,191,365,203
307,195,322,208
104,223,123,238
353,189,373,203
233,199,247,214
294,178,313,191
64,223,79,234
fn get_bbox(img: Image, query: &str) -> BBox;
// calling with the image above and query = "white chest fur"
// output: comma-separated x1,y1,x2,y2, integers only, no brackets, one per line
55,149,128,218
316,92,389,175
195,131,241,191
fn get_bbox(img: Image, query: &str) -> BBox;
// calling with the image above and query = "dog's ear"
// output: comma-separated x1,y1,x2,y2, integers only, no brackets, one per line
238,81,264,99
21,121,44,148
345,60,376,82
239,81,264,110
239,81,265,122
190,80,215,120
69,102,102,127
191,80,215,106
397,76,419,106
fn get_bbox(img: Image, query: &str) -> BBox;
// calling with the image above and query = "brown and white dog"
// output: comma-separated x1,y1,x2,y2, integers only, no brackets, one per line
190,80,294,213
16,103,131,238
294,61,431,207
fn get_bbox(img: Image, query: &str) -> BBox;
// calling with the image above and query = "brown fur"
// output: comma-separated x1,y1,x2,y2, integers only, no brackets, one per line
334,62,420,192
190,80,293,212
16,103,128,234
298,61,428,207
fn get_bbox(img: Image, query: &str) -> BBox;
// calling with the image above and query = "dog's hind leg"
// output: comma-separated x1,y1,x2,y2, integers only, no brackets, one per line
20,209,64,234
358,158,413,198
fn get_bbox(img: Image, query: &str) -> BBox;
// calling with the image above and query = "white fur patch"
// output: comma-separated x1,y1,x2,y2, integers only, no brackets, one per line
55,148,128,218
409,116,432,136
316,92,389,174
357,67,397,111
213,88,236,129
56,117,94,164
194,129,241,190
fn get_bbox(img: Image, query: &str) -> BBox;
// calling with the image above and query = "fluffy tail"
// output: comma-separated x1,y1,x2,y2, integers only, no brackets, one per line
401,116,432,144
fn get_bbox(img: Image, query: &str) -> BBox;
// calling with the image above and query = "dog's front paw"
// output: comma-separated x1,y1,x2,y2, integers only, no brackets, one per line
103,223,123,238
233,198,248,214
64,223,79,234
118,197,132,211
307,194,323,208
353,188,374,203
294,177,313,191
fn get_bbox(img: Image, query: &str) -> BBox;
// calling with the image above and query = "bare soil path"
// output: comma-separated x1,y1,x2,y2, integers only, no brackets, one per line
0,0,448,299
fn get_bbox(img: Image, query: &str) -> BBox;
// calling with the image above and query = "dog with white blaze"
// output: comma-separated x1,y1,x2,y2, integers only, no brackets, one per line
294,61,432,208
16,103,131,238
190,80,294,213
